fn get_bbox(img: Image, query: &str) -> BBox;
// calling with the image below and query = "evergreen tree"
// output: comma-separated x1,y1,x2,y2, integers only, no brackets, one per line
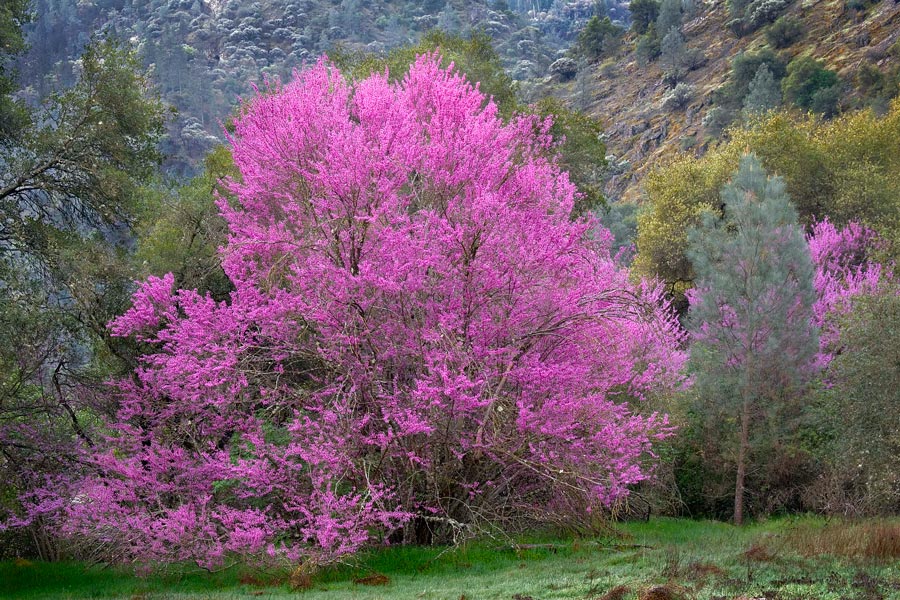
630,0,661,34
660,28,686,81
686,155,819,525
0,0,31,141
742,64,781,119
577,15,623,61
656,0,683,36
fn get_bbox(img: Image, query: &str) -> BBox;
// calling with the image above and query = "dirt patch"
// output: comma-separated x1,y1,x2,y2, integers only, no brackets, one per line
638,584,684,600
742,543,775,562
353,572,391,586
599,584,630,600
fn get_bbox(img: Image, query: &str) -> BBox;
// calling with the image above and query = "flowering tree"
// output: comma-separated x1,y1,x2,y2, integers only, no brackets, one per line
807,219,889,367
50,56,686,567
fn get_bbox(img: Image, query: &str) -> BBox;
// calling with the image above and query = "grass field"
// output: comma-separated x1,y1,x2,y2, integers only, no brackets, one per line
3,517,900,599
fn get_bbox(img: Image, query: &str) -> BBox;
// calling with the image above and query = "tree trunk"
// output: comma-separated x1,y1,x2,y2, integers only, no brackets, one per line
734,395,751,526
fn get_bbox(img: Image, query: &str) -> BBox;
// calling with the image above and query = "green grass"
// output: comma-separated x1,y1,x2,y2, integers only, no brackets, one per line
3,517,900,599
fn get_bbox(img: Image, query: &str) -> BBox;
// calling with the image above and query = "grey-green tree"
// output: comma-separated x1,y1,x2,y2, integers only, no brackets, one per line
686,155,819,525
742,64,781,119
656,0,683,36
660,28,687,81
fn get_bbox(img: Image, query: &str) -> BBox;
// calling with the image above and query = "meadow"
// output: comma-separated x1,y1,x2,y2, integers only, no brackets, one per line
3,518,900,600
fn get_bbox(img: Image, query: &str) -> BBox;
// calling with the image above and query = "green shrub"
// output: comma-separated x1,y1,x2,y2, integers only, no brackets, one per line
782,56,841,115
765,15,803,48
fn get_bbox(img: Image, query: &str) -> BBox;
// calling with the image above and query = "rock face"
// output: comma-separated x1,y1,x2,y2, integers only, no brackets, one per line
550,56,579,80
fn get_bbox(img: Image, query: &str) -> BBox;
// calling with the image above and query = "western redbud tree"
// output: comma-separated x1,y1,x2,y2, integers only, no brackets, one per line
62,56,686,567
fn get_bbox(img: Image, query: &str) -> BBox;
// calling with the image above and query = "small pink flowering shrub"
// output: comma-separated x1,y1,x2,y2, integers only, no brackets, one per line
808,219,892,367
67,56,687,567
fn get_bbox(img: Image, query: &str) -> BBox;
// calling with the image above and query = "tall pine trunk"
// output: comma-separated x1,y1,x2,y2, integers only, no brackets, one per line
734,395,751,526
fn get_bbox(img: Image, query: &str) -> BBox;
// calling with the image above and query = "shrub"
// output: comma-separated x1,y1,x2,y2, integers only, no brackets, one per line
702,106,737,136
782,56,841,115
747,0,792,29
663,82,694,110
765,15,803,48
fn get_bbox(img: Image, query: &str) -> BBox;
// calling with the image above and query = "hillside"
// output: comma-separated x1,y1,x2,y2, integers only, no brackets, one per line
19,0,626,174
16,1,900,189
548,0,900,201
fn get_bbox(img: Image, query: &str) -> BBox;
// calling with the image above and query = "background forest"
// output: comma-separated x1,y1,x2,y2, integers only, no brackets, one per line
1,0,899,584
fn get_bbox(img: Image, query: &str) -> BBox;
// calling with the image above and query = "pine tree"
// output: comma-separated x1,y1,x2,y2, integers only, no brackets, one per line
660,29,686,81
686,155,819,525
630,0,661,34
742,64,781,119
657,0,683,35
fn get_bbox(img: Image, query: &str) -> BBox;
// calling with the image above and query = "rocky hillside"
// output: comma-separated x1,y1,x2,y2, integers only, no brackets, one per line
547,0,900,201
19,0,629,173
18,0,900,192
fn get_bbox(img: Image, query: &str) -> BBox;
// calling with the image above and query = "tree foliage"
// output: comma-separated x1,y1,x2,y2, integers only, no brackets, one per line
334,31,607,216
576,16,623,62
39,56,686,567
0,0,30,140
0,37,167,558
686,155,818,524
135,146,235,300
636,100,900,293
630,0,661,35
0,36,166,267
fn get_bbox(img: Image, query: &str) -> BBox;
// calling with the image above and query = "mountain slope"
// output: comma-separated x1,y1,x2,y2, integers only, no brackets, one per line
557,0,900,201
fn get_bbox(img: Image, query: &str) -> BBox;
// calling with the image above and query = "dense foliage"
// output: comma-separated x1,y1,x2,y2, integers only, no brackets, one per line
635,100,900,295
26,57,686,567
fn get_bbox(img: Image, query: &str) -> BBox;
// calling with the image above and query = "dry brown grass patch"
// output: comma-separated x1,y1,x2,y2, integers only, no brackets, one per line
289,565,313,590
598,584,630,600
786,520,900,561
353,572,391,586
742,543,775,562
638,584,685,600
686,561,726,580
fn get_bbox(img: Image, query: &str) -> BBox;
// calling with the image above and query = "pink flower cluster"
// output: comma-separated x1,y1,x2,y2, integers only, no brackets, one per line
63,55,686,566
808,219,892,367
